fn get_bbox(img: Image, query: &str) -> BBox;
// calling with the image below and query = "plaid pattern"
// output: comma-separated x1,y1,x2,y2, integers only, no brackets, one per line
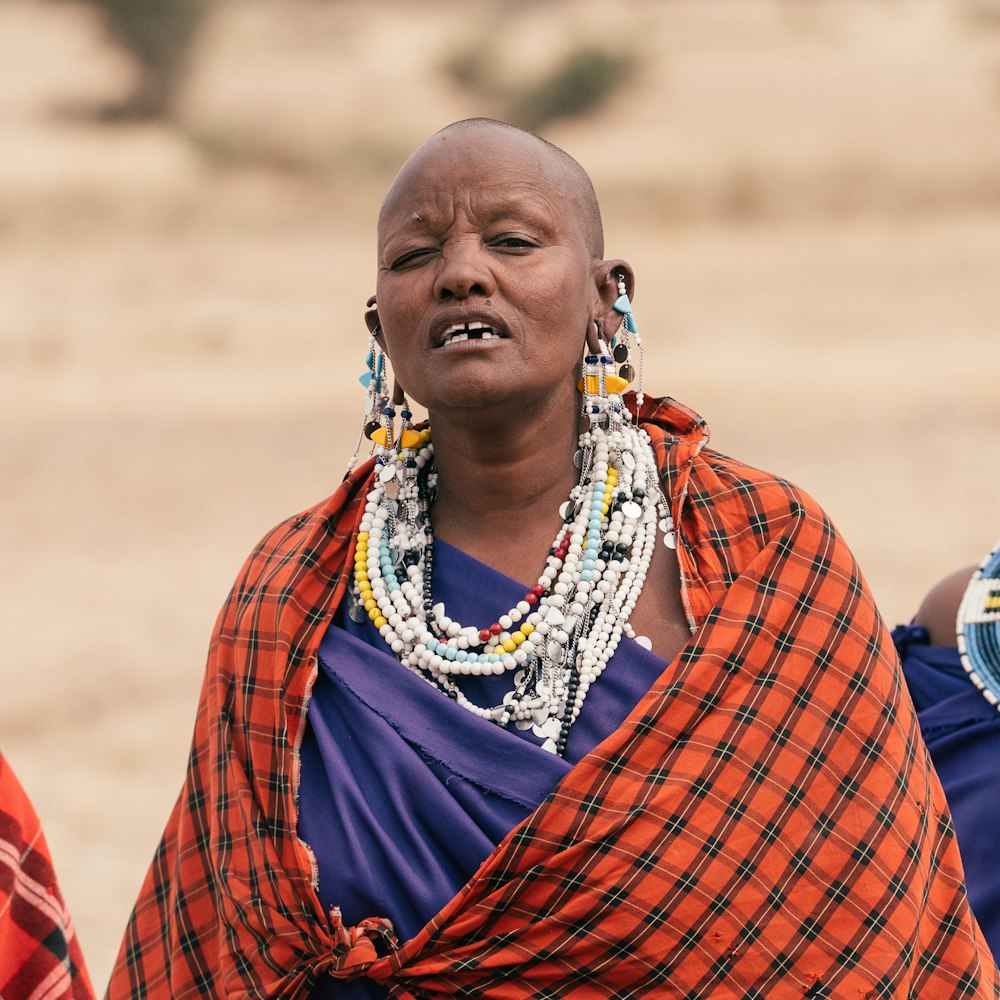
1,753,95,1000
106,397,999,999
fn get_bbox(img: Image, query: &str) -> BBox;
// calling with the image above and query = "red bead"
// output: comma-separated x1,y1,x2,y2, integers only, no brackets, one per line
524,593,537,605
531,584,544,596
478,628,491,642
489,623,503,636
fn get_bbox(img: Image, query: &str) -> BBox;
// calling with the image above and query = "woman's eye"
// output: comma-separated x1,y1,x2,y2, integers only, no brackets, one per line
391,247,436,269
493,236,536,250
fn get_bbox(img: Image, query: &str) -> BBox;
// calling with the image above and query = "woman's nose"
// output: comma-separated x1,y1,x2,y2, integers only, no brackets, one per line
433,243,496,300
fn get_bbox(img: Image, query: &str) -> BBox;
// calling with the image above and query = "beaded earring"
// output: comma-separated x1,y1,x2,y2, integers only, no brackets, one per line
579,318,629,433
345,328,389,478
611,274,645,414
345,293,426,478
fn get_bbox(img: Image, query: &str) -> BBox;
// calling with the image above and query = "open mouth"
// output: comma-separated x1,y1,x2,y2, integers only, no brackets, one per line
439,321,504,347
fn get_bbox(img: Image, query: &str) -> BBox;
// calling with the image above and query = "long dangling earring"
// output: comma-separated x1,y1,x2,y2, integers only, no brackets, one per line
579,319,629,433
345,326,389,478
346,306,425,480
611,273,644,415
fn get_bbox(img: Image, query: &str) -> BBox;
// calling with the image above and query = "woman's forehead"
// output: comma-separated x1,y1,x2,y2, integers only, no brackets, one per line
380,130,571,221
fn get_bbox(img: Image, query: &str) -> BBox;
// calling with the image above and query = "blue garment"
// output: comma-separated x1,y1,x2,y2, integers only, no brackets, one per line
298,540,671,998
892,623,1000,959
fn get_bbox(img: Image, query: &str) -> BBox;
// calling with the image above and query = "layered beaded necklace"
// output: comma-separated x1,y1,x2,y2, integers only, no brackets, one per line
351,353,673,756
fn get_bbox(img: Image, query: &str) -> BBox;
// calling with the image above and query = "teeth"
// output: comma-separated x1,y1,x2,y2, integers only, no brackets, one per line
441,321,498,345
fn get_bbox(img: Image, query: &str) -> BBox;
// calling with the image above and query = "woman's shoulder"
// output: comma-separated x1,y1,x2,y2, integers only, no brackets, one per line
692,446,822,521
639,395,824,526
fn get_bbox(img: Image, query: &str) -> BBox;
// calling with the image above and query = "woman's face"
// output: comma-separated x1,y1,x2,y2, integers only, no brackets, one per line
373,127,609,421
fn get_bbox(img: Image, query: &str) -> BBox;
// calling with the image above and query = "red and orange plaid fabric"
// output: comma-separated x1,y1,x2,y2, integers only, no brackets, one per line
1,752,95,1000
107,397,999,999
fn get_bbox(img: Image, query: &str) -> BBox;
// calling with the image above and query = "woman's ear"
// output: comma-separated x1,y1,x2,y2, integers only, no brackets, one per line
364,295,386,352
593,259,635,335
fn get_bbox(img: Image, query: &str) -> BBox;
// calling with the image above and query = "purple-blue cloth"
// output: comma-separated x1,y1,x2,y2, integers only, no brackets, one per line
298,540,671,999
892,623,1000,959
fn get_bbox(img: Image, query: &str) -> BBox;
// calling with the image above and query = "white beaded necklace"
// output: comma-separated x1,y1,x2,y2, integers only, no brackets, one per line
351,392,672,755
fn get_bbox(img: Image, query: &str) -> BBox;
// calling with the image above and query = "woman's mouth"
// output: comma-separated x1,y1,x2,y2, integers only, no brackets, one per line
438,321,504,347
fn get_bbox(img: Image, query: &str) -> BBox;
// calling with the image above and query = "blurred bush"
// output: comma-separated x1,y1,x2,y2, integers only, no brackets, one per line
444,41,636,132
56,0,212,120
507,48,635,132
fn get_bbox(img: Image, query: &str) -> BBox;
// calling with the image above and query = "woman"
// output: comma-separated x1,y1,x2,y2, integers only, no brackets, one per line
892,540,1000,959
0,751,95,1000
108,120,998,998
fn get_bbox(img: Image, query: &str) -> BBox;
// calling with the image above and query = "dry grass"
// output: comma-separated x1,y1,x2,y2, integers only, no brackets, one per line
1,0,999,987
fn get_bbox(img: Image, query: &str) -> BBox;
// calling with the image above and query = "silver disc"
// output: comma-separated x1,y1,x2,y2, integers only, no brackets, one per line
379,464,397,483
540,718,562,739
621,500,642,520
348,593,368,624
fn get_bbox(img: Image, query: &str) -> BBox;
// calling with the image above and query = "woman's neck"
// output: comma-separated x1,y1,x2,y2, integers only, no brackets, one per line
426,401,582,578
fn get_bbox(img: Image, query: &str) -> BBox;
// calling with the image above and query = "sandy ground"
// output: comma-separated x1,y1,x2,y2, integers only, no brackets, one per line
1,0,999,988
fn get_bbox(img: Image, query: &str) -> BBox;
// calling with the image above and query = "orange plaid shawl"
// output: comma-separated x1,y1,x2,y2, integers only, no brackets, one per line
1,752,95,1000
107,397,998,999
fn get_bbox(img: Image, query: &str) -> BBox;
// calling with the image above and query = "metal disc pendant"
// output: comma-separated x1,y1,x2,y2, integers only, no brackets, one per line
348,592,368,624
613,343,629,363
559,500,578,521
663,531,677,549
573,449,583,470
379,464,397,483
621,500,642,520
659,517,673,532
622,452,635,471
540,717,562,739
619,363,635,383
634,634,653,650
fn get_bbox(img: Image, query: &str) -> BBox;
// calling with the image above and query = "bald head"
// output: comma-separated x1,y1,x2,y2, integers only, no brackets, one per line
379,118,605,259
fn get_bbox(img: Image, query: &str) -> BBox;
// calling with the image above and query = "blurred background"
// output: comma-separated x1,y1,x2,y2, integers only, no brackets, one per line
1,0,998,988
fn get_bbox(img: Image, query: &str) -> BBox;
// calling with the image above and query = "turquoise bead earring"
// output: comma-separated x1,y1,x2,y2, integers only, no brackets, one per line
611,273,644,414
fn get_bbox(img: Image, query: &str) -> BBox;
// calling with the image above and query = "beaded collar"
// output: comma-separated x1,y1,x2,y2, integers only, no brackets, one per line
957,539,1000,712
350,403,672,756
